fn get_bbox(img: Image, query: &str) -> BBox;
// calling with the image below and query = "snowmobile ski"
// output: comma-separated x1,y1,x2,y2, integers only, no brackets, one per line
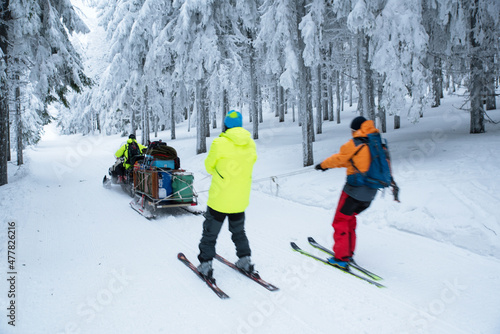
103,175,112,189
130,194,155,219
214,254,279,291
307,237,383,281
290,242,385,288
177,253,229,299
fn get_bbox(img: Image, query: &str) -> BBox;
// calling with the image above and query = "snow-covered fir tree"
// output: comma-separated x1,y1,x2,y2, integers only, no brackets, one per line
16,0,499,173
0,0,90,185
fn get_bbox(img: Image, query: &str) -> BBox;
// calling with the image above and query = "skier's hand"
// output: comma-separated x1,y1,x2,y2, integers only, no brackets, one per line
315,163,327,172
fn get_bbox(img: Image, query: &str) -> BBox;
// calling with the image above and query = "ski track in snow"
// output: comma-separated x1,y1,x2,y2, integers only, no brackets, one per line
1,101,500,333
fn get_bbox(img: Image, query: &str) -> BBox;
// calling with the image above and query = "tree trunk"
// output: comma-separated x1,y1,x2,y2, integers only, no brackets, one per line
15,77,22,166
357,32,375,120
485,76,496,111
258,86,263,123
469,0,485,134
483,12,496,111
336,71,341,124
278,85,284,123
203,84,209,139
349,36,353,108
170,93,176,140
356,35,364,116
328,76,334,122
341,73,345,112
196,80,207,154
141,86,149,145
222,89,228,131
0,0,10,185
432,55,442,107
377,78,386,133
469,56,484,133
322,50,329,121
315,65,322,134
96,112,101,134
0,79,8,185
130,103,136,138
306,67,315,143
274,81,279,117
327,44,334,122
394,115,400,129
248,29,259,139
212,104,217,129
296,0,313,167
366,64,376,121
213,109,218,129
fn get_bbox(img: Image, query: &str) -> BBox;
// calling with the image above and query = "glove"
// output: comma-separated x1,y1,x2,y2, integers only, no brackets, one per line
315,163,327,172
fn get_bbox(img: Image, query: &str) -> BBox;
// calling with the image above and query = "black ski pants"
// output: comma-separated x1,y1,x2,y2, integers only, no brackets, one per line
198,207,251,263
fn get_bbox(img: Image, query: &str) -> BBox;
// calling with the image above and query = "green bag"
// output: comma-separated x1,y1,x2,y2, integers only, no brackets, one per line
171,173,194,203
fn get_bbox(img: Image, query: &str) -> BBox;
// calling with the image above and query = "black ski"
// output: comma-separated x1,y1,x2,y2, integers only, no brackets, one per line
177,253,230,299
214,254,279,291
290,242,385,288
307,237,383,281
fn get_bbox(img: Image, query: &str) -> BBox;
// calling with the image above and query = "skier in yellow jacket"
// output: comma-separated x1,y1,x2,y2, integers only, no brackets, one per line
197,110,257,278
113,134,147,182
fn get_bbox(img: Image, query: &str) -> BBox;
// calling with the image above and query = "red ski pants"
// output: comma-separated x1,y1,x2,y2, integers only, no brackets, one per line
332,191,371,260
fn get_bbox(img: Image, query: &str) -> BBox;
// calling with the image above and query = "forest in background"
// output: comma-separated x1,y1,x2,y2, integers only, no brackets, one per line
0,0,499,186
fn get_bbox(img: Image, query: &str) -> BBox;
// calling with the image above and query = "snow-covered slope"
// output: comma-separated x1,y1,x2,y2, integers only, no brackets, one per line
1,93,500,334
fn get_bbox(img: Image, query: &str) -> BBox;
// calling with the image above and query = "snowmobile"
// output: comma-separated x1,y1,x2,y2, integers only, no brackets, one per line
103,141,198,218
102,157,136,197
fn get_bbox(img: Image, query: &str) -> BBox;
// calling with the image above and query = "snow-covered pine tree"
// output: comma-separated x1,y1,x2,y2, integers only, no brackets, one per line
347,1,376,121
0,0,89,184
94,0,145,136
421,0,449,108
465,0,499,133
369,0,430,125
169,0,220,154
56,0,500,151
300,0,326,135
240,0,260,139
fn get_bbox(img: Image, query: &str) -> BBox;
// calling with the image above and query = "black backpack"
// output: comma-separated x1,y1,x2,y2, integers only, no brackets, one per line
127,141,141,165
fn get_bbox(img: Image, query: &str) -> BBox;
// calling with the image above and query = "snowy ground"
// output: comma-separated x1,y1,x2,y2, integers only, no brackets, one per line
1,93,500,334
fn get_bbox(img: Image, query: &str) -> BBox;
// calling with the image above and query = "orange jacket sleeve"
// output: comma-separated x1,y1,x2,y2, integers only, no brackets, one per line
320,139,370,176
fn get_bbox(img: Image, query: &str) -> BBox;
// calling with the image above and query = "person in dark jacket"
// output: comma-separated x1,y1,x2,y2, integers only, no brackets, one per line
315,116,378,270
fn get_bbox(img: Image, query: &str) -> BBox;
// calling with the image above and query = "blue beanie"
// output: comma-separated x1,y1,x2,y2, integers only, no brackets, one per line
224,110,243,129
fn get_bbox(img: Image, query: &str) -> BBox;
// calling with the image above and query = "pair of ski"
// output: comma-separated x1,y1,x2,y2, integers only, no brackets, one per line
178,253,279,299
291,237,385,288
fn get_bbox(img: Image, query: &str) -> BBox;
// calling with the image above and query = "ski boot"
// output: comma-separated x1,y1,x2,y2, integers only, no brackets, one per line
327,257,349,270
235,256,256,274
197,261,214,280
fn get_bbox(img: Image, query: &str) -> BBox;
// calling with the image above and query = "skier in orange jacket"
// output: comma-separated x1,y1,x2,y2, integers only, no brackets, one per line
315,116,379,269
